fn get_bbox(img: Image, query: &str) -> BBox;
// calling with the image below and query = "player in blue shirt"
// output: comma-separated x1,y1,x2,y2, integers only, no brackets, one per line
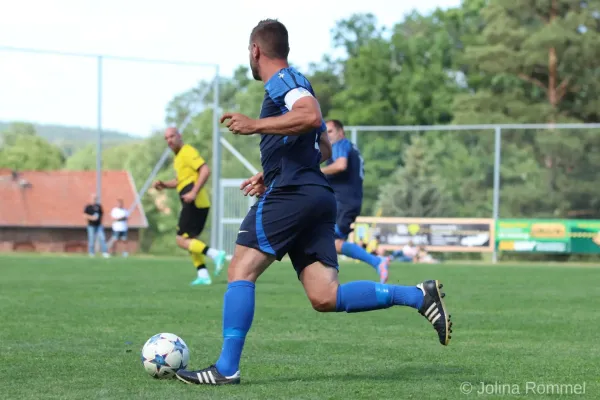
321,119,390,284
176,19,453,386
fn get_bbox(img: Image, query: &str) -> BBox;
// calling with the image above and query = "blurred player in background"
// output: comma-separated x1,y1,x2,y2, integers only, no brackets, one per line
176,19,452,386
321,119,390,283
108,198,129,257
83,193,109,258
152,128,226,285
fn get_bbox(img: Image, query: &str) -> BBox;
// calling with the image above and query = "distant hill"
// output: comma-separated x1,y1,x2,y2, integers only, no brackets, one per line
0,121,142,156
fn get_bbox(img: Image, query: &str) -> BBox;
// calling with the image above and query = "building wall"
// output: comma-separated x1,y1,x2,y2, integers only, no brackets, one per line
0,227,140,254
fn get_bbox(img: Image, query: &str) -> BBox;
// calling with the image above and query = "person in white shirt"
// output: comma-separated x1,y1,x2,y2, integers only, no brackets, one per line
402,241,419,260
108,199,129,257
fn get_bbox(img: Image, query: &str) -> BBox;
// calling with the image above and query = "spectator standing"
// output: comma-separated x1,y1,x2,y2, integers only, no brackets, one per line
108,198,129,257
83,194,109,258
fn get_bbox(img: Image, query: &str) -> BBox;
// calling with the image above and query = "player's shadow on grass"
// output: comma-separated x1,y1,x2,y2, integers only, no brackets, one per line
249,365,472,385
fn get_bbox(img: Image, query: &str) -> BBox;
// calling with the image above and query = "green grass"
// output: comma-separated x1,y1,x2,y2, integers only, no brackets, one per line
1,254,599,399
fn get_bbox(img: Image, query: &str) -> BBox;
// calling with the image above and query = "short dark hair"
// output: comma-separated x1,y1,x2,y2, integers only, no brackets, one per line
250,19,290,59
327,119,344,131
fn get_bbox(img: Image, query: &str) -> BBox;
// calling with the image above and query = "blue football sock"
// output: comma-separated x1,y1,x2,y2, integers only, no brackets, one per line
341,242,381,270
335,281,424,312
215,280,255,376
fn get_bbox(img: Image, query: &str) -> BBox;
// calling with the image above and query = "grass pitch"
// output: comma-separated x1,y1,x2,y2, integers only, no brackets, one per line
1,254,599,399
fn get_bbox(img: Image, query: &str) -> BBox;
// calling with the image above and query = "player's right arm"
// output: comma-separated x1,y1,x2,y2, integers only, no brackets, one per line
319,132,332,163
221,86,324,136
152,178,178,191
253,95,323,135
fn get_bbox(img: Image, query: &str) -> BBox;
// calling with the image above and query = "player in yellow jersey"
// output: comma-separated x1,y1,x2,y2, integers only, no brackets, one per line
152,127,227,285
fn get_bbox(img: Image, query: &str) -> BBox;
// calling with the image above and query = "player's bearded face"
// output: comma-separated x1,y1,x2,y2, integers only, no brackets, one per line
249,43,260,81
250,59,260,80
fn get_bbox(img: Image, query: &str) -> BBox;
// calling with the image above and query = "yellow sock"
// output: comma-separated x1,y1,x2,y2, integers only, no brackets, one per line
188,238,207,255
191,252,206,268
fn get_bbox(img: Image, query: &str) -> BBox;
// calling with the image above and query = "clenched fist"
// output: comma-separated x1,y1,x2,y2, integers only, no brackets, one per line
220,112,258,135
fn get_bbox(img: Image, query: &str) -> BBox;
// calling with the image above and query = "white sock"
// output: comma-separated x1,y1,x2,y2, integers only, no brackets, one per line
206,248,220,260
197,267,210,279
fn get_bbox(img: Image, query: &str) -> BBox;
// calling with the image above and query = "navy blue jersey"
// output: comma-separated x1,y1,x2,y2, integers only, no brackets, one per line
259,67,330,189
326,138,364,205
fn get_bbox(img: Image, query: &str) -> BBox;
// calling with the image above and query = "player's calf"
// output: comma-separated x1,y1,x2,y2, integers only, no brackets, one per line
300,260,453,344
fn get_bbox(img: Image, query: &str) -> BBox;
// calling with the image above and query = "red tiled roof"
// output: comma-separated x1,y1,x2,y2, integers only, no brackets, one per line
0,170,149,228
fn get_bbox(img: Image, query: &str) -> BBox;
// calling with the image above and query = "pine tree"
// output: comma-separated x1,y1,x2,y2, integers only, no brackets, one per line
377,137,449,217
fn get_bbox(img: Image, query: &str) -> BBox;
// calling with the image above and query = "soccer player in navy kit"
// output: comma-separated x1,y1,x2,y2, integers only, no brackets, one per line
321,119,390,284
176,19,453,386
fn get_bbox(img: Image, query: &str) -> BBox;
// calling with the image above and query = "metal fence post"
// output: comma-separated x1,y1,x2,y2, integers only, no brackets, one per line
210,67,221,248
96,55,103,203
492,126,502,263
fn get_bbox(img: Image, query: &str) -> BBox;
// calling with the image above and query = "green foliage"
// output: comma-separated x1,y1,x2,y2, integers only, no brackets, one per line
377,137,449,217
0,123,65,170
453,0,600,219
64,142,145,171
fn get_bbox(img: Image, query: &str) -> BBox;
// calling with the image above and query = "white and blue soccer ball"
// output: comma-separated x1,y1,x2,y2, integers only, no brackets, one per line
141,333,190,379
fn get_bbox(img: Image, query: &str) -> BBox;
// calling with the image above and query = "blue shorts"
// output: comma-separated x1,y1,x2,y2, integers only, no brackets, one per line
334,203,361,240
112,230,128,240
236,184,338,276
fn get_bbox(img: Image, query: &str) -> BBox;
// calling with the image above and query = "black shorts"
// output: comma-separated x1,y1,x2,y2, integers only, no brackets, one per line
334,203,362,240
177,185,209,238
236,184,339,277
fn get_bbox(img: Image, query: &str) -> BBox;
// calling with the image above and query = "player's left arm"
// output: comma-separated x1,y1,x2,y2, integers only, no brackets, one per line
321,141,349,175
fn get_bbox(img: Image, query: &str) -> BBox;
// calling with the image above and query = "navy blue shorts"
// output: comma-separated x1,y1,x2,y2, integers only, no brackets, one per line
334,203,361,240
112,230,128,240
236,184,338,276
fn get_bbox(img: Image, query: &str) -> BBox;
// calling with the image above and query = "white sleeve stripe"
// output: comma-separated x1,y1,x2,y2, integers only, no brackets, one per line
284,87,314,110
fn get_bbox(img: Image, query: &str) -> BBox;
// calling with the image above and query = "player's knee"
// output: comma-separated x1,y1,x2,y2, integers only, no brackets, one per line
175,235,188,249
300,262,340,312
226,245,273,283
306,281,338,312
308,290,337,312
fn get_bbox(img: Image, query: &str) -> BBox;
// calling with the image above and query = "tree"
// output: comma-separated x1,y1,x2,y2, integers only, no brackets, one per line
306,56,344,119
377,137,449,217
0,123,65,171
0,122,36,147
331,13,384,58
454,0,600,218
0,136,65,171
326,12,468,214
64,142,144,171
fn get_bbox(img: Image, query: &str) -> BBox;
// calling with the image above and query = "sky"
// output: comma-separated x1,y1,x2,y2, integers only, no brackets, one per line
0,0,461,137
